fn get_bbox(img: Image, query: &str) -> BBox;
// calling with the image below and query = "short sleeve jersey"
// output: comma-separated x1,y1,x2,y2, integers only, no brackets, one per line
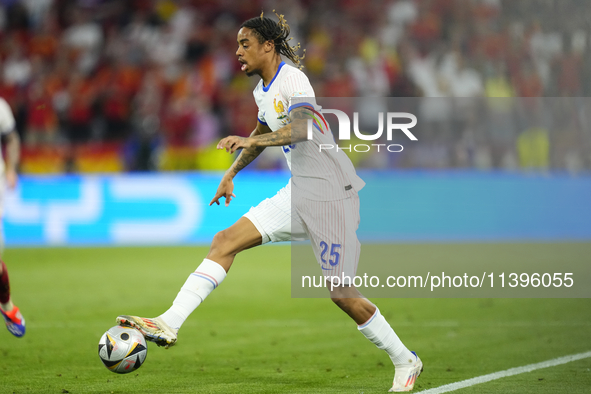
253,62,364,201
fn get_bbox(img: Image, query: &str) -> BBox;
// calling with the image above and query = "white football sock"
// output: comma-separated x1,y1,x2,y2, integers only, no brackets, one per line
358,308,415,366
159,259,227,331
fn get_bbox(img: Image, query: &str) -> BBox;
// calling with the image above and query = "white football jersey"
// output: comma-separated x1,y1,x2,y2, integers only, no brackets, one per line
253,61,307,169
0,97,16,174
253,62,364,201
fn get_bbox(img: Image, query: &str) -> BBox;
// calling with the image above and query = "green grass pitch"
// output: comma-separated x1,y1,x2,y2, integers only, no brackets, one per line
1,243,590,393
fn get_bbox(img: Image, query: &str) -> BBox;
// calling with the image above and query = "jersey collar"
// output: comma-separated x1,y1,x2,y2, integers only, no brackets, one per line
262,61,286,92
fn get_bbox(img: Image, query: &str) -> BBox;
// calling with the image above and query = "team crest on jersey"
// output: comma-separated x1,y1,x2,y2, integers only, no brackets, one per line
274,98,289,125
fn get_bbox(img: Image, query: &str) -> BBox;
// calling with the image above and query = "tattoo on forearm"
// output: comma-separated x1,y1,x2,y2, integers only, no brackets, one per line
251,108,310,148
253,125,293,146
230,145,265,176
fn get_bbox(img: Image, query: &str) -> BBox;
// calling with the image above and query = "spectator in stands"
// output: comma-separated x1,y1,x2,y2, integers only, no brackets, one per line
0,0,587,174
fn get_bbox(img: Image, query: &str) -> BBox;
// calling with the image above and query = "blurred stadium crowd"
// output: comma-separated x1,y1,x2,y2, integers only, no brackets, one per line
0,0,590,173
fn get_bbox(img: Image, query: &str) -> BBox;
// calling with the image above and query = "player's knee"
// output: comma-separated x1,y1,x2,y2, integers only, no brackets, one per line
210,229,233,257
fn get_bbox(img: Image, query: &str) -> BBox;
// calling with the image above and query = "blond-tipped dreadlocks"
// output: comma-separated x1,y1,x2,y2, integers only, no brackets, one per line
240,10,306,69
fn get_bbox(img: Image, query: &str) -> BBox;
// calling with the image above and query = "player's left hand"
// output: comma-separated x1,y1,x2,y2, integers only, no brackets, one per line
217,136,253,154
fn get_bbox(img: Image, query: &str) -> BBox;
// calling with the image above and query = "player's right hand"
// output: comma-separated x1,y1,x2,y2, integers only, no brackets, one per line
209,175,236,207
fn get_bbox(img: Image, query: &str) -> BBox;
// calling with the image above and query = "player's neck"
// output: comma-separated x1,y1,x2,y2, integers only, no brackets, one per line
261,56,283,87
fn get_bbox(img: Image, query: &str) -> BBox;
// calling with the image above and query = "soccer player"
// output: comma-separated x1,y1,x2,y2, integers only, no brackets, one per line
0,97,25,337
118,12,422,392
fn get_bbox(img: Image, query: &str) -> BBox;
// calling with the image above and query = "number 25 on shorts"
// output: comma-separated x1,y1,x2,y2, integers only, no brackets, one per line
320,241,341,267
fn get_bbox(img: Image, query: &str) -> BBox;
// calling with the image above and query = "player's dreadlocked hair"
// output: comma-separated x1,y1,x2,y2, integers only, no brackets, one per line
240,10,306,69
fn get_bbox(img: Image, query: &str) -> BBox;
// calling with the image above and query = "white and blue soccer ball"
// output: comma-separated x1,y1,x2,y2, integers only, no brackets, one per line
98,325,147,374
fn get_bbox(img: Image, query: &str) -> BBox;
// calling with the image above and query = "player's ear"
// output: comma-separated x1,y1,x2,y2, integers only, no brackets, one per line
264,40,275,53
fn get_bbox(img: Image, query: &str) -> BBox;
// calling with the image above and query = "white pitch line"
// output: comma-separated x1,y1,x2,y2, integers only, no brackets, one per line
416,351,591,394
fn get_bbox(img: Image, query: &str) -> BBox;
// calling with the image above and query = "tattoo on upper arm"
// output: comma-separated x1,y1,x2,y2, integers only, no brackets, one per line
290,107,309,120
290,107,310,142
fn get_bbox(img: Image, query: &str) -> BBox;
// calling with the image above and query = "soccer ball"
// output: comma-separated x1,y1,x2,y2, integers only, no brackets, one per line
98,325,147,374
